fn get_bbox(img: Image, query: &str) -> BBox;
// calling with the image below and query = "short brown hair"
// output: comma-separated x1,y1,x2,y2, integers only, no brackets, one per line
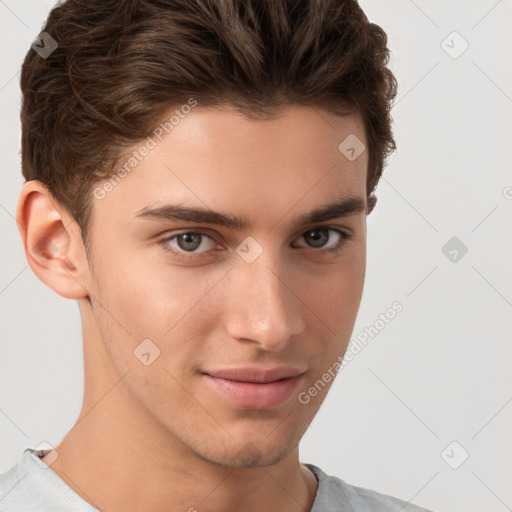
20,0,397,251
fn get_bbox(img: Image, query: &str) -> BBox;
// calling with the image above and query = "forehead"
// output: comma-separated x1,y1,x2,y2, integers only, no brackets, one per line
92,104,368,229
154,103,367,173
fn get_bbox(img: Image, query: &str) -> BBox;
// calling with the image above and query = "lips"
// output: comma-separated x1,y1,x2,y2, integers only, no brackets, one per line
203,366,306,409
206,366,305,383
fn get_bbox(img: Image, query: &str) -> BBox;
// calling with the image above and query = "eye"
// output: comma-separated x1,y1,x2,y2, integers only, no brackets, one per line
159,230,218,260
158,226,352,261
293,227,351,255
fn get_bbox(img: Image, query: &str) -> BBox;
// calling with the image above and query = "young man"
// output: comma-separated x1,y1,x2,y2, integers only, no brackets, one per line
0,0,433,510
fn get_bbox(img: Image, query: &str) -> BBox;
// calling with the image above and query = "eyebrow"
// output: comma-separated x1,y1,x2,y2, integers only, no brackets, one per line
134,195,367,231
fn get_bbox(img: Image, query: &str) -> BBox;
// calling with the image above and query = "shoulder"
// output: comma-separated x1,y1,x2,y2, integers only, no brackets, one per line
0,461,22,510
0,448,97,512
307,463,435,512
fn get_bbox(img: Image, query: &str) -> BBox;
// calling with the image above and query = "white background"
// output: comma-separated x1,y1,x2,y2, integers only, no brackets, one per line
1,1,511,511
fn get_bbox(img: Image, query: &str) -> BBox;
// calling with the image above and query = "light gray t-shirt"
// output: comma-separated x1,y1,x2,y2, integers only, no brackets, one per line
0,447,434,511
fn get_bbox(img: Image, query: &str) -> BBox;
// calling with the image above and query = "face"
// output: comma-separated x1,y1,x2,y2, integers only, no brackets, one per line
84,104,368,467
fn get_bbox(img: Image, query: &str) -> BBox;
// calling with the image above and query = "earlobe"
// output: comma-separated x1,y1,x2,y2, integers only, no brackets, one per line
16,180,91,300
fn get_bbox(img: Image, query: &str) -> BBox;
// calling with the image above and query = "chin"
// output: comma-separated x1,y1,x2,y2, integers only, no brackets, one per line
195,434,294,468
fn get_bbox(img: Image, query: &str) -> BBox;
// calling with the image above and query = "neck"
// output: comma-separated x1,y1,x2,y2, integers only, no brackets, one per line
44,405,318,512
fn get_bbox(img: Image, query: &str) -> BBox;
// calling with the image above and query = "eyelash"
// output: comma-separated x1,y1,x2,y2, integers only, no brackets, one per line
158,226,352,261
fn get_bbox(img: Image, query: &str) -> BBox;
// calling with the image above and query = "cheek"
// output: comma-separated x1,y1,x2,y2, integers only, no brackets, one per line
91,247,194,332
301,253,366,365
294,270,365,410
90,251,225,369
306,255,365,325
326,268,365,324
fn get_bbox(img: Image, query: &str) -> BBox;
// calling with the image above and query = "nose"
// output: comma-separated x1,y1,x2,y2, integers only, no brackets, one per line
222,249,306,352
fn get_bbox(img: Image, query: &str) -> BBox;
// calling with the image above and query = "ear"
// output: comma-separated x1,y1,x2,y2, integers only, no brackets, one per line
16,180,91,300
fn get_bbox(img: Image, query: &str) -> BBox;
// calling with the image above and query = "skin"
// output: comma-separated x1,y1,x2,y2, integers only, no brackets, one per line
16,104,370,512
